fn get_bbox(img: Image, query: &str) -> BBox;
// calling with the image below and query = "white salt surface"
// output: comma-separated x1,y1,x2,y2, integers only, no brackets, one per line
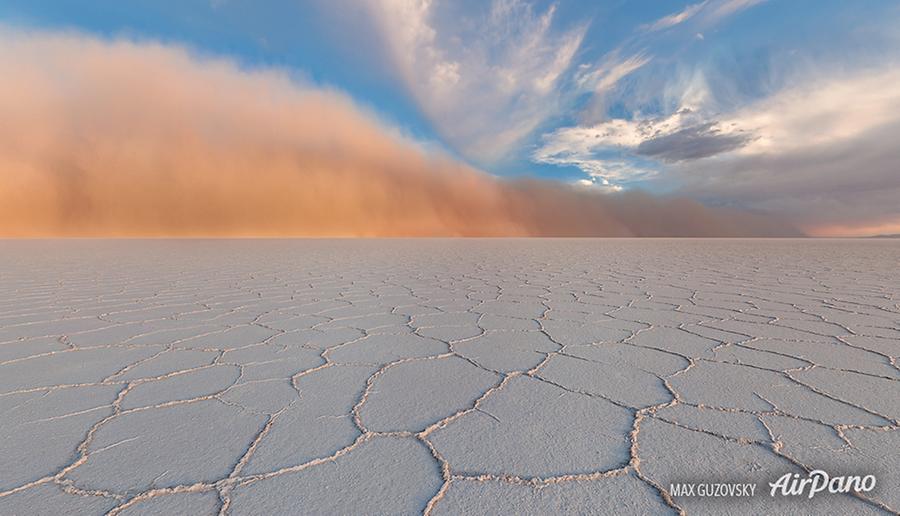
0,239,897,515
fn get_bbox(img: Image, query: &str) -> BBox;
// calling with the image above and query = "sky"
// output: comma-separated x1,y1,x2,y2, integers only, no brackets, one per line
1,0,899,236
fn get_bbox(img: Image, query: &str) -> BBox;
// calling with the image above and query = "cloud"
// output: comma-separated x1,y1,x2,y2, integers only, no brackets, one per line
0,28,799,237
635,121,754,162
532,87,719,182
532,124,662,184
574,176,623,193
642,1,708,32
360,0,587,163
667,67,900,235
716,68,900,155
537,0,771,178
337,0,767,168
642,0,765,31
535,52,900,236
704,0,766,24
575,53,651,96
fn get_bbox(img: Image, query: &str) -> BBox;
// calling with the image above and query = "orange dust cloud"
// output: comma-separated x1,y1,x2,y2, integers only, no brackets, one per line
0,30,801,237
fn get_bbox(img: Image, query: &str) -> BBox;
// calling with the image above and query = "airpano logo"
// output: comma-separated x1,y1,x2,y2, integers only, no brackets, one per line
769,470,877,499
669,470,877,501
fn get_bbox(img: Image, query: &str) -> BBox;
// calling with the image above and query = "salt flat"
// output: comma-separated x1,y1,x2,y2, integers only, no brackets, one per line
0,239,897,515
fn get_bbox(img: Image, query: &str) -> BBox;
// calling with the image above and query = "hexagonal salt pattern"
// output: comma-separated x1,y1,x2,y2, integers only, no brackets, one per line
0,239,897,515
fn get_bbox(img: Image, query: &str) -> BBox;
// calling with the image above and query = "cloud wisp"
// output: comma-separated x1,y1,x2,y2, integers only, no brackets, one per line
0,29,800,237
361,0,587,164
641,1,708,32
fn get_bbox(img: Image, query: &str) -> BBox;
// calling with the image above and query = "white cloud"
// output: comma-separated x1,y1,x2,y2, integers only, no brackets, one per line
362,0,587,163
642,1,708,32
719,68,900,155
533,126,660,184
575,53,651,95
533,70,715,182
574,176,624,192
704,0,766,23
546,65,900,165
591,175,623,190
639,0,764,35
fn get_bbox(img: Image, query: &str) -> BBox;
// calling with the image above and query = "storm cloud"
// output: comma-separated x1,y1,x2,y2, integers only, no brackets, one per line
635,122,754,162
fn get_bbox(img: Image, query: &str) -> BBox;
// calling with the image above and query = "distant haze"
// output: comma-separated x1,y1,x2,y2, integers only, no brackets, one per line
0,31,800,237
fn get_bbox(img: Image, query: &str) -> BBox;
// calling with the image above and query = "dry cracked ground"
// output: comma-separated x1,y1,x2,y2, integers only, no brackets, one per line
0,239,897,515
